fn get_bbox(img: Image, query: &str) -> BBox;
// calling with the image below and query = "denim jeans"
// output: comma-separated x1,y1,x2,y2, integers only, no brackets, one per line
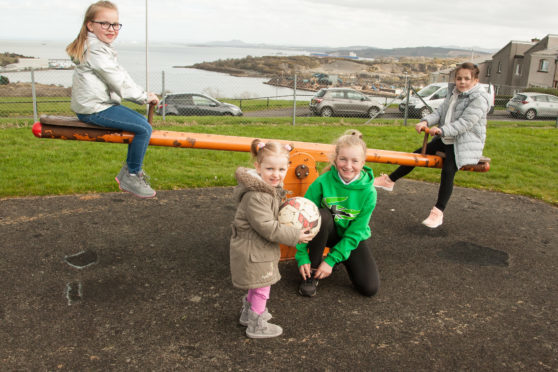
77,105,152,174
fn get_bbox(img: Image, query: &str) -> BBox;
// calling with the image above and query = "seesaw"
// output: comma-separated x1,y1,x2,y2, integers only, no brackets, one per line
31,106,490,259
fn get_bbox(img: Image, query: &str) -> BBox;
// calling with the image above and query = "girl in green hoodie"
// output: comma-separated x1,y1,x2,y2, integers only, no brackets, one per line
295,130,380,297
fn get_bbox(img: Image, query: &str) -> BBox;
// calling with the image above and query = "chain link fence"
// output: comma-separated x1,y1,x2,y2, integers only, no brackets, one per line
0,66,399,123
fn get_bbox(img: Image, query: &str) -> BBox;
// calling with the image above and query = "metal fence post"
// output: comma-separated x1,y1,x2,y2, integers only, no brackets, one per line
31,69,38,122
403,79,410,126
162,70,165,121
292,74,297,126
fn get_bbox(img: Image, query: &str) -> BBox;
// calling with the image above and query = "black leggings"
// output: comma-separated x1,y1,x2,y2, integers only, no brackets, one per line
307,208,380,297
389,137,458,211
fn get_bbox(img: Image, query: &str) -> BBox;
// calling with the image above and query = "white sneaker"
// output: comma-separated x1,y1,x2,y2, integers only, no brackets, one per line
373,174,395,191
422,207,443,228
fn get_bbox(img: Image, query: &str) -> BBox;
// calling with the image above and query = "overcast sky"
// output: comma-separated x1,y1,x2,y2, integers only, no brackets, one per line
1,0,556,50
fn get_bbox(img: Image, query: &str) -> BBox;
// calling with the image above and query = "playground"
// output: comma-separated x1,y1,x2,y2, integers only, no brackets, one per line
1,178,557,370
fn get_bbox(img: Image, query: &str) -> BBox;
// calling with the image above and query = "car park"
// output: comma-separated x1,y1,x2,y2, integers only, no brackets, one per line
399,82,495,118
309,88,385,118
505,92,558,120
157,93,243,116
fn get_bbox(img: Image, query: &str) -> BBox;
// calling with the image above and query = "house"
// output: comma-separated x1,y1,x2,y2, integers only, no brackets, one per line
478,34,558,94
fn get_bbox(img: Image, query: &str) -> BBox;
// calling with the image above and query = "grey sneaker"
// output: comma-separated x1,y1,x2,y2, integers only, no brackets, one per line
298,277,319,297
116,169,156,198
245,309,282,339
239,296,272,326
116,162,128,184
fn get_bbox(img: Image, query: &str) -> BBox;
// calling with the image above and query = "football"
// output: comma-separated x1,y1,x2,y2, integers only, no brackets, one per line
278,197,321,235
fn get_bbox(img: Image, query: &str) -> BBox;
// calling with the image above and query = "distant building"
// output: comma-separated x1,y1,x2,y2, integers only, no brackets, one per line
477,34,558,93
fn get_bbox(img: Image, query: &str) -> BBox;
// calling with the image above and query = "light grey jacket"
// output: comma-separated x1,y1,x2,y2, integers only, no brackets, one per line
229,167,299,290
423,83,490,168
70,33,148,114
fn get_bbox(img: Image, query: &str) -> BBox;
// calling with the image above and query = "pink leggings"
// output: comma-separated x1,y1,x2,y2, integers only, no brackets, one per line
247,286,270,314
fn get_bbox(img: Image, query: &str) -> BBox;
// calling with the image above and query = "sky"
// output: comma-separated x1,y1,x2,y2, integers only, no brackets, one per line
1,0,557,51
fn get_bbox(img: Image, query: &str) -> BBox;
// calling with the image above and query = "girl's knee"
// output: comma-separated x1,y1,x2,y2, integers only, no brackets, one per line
357,282,379,297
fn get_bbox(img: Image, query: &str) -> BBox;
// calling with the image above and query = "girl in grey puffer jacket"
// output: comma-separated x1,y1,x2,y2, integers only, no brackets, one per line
373,62,490,228
67,1,160,198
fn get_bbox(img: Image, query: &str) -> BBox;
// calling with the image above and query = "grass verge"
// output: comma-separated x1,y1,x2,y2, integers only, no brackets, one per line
1,117,557,205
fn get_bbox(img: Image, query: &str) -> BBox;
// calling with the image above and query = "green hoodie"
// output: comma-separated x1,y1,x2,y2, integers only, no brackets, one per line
295,165,377,267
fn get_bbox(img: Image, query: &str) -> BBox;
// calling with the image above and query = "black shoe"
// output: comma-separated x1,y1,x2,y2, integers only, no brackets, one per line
298,277,319,297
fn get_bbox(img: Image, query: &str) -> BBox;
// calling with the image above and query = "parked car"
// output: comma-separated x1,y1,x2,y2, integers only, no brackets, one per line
506,92,558,120
399,82,495,118
157,93,243,116
309,88,385,118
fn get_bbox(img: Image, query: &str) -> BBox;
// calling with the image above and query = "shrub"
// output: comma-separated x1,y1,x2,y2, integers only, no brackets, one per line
524,87,558,96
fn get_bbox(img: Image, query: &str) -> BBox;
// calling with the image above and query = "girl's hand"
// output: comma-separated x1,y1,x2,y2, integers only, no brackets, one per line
147,92,160,105
314,261,332,279
298,229,315,244
429,127,442,136
415,121,428,134
299,263,312,280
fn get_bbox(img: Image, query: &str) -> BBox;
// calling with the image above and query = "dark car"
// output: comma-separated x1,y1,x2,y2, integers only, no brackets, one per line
157,93,243,116
309,88,384,118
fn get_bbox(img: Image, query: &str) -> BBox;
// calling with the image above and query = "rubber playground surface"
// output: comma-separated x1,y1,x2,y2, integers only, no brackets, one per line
1,179,557,370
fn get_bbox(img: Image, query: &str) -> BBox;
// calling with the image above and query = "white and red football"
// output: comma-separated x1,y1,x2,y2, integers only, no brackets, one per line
278,197,321,235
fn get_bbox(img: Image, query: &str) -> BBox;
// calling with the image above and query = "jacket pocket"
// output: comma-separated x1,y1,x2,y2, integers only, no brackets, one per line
249,242,279,263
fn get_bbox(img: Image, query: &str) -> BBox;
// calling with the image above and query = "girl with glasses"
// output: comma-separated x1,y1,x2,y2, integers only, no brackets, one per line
66,1,159,198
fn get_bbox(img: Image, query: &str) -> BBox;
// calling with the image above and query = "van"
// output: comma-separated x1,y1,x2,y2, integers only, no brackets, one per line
399,82,495,118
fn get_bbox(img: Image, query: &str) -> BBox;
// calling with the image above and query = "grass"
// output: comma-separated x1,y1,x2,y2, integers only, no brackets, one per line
0,117,557,206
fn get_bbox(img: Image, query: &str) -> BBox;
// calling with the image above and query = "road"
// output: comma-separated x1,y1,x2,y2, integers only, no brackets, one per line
245,107,550,122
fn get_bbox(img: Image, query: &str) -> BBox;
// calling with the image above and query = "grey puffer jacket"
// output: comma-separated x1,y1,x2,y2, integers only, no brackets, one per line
423,83,490,168
230,167,299,290
70,33,148,114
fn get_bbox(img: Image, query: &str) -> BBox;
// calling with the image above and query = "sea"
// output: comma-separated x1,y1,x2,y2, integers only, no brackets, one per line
0,39,311,100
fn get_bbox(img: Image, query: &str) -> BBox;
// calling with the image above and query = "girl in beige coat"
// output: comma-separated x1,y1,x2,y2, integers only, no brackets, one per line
230,139,315,338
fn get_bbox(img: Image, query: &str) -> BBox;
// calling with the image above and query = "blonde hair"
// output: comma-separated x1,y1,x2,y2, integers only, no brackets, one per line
250,139,292,165
66,1,118,63
323,129,367,173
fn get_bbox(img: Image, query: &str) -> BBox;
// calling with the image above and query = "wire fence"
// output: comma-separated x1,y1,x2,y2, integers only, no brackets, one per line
0,67,398,123
2,67,556,125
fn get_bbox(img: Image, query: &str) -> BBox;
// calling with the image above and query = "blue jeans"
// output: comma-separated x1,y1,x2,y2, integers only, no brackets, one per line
77,105,152,174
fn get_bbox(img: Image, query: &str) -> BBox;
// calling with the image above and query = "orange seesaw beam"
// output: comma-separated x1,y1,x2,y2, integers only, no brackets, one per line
31,116,489,171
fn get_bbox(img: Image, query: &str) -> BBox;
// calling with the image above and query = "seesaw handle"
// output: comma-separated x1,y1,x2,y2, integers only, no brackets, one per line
148,102,156,125
420,127,430,155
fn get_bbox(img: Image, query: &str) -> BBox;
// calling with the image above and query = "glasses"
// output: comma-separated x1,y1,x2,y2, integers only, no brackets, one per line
91,21,122,31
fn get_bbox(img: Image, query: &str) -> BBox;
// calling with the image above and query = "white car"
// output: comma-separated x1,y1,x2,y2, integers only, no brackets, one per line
399,82,495,118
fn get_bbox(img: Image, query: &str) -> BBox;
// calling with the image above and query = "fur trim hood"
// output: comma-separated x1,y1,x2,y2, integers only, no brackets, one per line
234,167,288,201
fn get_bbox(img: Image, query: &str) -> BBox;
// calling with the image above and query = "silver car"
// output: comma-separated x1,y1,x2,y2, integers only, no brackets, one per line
506,92,558,120
309,88,384,118
157,93,243,116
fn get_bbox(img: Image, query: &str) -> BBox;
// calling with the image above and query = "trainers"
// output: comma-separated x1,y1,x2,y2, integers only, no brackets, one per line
298,277,319,297
116,169,156,198
245,309,282,339
239,296,272,326
422,207,443,228
116,162,128,184
373,174,395,191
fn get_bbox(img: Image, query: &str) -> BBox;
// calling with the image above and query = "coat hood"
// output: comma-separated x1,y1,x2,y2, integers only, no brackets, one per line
234,167,288,202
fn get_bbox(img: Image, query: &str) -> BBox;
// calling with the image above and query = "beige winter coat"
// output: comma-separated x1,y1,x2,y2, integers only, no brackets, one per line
230,167,299,290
